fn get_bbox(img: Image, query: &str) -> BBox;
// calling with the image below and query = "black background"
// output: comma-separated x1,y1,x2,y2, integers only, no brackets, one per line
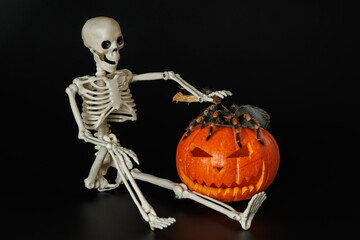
1,0,358,239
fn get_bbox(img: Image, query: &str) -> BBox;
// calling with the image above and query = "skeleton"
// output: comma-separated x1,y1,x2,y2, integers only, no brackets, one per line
66,17,266,230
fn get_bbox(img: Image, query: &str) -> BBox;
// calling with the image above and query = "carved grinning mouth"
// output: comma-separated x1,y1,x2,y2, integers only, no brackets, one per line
104,55,116,65
178,159,265,201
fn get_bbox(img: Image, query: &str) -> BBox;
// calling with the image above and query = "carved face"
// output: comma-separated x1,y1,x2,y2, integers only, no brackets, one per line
176,126,280,202
82,17,124,73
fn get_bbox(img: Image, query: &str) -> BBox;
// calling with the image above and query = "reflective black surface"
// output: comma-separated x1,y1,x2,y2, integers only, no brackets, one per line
1,179,357,240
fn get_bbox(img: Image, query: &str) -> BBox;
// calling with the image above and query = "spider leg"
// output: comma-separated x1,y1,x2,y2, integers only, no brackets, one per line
231,117,242,149
240,112,265,146
183,116,202,140
200,105,216,129
248,118,266,145
183,105,216,140
206,107,221,141
256,127,265,146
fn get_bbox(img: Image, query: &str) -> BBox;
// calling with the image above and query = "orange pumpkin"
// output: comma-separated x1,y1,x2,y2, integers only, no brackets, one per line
176,125,280,202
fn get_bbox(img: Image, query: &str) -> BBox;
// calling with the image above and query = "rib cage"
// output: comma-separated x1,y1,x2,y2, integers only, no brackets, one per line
73,70,137,130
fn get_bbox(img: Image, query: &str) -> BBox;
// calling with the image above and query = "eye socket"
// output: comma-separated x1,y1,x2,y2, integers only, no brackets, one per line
101,41,111,49
191,146,212,158
227,145,249,158
117,36,123,45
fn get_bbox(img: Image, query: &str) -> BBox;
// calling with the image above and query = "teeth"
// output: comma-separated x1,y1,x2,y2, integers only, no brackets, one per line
178,160,265,201
210,187,221,197
241,186,249,195
223,188,233,199
232,187,239,199
201,185,211,196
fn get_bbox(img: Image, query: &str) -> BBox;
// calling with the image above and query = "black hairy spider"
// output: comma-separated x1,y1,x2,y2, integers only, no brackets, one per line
182,103,270,148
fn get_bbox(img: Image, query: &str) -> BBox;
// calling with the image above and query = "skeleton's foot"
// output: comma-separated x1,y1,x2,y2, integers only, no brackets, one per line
148,211,176,230
239,192,266,230
84,176,119,192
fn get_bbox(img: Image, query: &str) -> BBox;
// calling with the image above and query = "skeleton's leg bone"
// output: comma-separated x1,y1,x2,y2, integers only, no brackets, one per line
113,147,152,212
83,146,119,191
86,147,107,184
131,170,240,219
131,168,266,230
109,150,175,230
85,146,108,188
115,150,176,230
109,150,150,222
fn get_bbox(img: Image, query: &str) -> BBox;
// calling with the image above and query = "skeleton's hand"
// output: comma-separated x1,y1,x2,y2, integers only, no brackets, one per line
103,134,140,167
207,90,233,100
165,71,213,102
173,90,233,104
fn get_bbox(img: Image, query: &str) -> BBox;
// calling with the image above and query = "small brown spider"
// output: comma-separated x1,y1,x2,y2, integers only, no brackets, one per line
182,103,270,148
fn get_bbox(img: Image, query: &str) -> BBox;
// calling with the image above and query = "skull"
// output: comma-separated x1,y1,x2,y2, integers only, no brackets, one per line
81,17,124,73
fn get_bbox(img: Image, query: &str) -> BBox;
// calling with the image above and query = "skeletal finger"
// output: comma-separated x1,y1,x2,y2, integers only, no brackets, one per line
213,91,225,98
125,149,139,164
224,90,233,96
220,90,231,97
119,151,134,168
120,147,133,157
126,149,138,160
218,90,231,97
116,147,139,165
207,92,216,97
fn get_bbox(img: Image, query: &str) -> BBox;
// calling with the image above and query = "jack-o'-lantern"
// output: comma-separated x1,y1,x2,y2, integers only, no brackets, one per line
176,126,279,202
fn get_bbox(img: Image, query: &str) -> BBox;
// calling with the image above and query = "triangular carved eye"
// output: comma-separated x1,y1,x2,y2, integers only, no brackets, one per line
227,145,249,158
191,146,212,157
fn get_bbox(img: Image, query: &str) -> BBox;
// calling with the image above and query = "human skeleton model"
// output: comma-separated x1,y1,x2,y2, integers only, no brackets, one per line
66,17,266,230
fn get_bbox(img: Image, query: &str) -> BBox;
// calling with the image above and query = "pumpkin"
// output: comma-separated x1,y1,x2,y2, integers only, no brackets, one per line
176,125,279,202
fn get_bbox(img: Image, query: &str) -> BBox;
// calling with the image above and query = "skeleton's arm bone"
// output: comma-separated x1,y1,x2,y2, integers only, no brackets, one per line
132,72,165,81
65,84,103,146
132,71,213,103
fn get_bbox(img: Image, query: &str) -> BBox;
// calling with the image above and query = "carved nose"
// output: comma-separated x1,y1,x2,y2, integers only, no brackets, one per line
213,167,224,173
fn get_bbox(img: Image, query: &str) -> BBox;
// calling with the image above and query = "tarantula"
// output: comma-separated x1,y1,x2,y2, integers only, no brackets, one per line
182,104,270,148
